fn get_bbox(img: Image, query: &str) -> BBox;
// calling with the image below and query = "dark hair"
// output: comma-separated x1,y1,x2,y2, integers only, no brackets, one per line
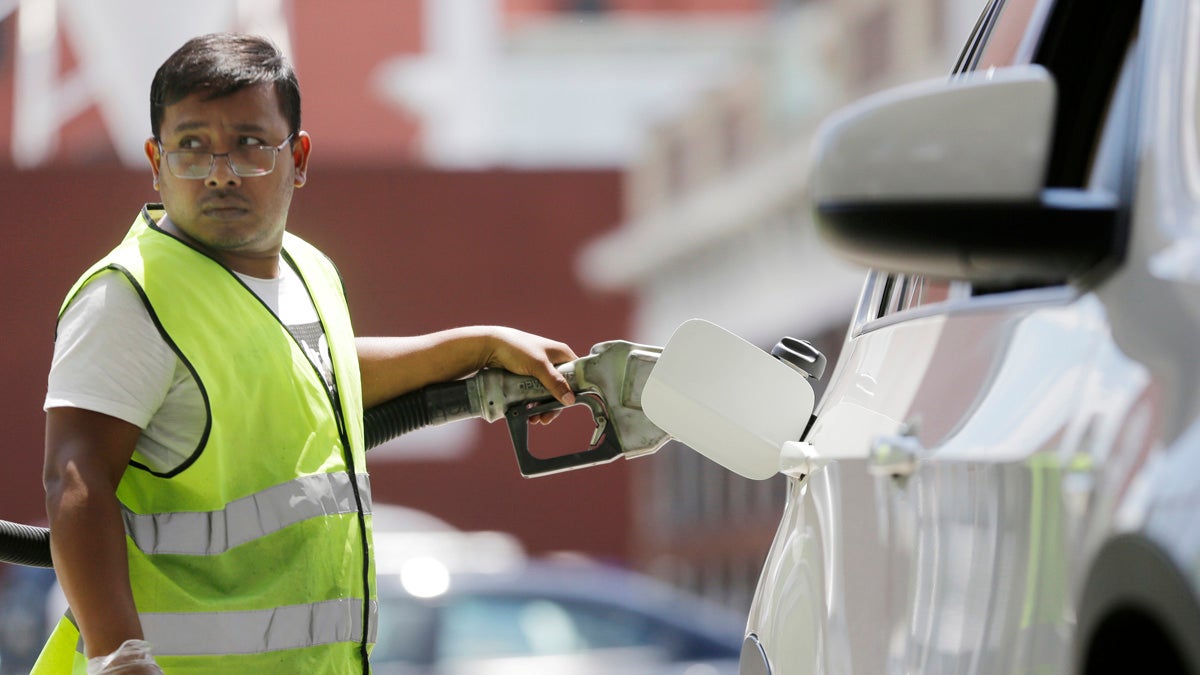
149,33,301,140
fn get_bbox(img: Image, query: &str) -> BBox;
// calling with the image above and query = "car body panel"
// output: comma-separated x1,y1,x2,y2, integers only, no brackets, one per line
744,0,1200,672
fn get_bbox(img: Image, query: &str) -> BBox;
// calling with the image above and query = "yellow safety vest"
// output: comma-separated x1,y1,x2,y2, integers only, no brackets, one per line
34,206,374,674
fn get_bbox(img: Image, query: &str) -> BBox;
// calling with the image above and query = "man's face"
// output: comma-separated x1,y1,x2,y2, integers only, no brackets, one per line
144,82,310,275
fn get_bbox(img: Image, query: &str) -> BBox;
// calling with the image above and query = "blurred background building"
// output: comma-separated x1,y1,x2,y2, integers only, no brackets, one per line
0,0,981,655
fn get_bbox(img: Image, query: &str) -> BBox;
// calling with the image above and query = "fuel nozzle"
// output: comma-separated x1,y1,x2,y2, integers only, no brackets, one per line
502,340,669,477
363,339,670,478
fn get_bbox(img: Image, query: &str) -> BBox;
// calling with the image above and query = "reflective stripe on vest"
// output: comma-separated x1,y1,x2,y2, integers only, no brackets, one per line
122,472,372,556
70,599,379,656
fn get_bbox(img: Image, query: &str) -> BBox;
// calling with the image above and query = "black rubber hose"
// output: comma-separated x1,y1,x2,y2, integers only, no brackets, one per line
3,379,480,569
0,520,52,568
363,380,475,449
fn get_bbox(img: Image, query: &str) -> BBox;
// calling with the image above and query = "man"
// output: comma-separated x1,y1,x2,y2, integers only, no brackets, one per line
34,33,577,674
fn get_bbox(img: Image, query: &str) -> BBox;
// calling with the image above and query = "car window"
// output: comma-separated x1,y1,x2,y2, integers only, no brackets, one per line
974,0,1047,69
864,272,967,323
1034,0,1144,188
436,596,549,660
1086,26,1139,200
436,595,650,661
433,593,725,663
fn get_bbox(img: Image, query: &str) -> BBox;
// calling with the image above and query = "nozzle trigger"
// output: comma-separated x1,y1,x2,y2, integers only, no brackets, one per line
505,394,623,477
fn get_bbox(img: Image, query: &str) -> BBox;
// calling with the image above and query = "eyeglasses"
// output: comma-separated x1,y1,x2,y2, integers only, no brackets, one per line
158,134,295,179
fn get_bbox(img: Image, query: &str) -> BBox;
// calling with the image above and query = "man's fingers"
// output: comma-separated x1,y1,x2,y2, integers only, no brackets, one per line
549,370,576,407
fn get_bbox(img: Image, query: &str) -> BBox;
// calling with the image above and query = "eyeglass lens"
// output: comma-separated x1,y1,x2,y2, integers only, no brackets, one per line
167,146,282,179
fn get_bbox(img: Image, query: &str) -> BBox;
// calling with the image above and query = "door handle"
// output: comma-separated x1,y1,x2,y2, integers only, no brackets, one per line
868,433,921,477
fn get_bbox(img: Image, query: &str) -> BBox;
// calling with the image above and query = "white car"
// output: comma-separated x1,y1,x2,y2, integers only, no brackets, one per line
732,0,1200,673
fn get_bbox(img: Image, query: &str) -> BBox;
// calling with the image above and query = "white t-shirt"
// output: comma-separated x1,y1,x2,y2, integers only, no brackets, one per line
45,260,335,475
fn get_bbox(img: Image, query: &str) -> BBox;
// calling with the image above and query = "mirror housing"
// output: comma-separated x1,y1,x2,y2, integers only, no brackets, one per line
812,65,1121,284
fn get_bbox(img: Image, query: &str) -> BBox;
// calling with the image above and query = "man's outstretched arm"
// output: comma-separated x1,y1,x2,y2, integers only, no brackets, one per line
356,326,578,410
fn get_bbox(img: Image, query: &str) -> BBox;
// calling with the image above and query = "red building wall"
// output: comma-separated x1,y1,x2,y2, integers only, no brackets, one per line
290,1,423,164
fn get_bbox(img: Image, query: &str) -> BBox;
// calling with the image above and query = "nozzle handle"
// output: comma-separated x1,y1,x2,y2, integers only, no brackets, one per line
505,394,624,477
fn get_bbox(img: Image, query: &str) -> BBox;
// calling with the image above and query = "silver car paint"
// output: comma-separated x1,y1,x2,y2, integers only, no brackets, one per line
744,0,1200,672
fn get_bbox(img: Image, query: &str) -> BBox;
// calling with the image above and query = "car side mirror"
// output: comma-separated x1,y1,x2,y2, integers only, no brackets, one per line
641,320,816,480
812,64,1121,285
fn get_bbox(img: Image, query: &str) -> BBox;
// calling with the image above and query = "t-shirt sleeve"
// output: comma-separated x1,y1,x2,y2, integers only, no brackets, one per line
45,271,177,429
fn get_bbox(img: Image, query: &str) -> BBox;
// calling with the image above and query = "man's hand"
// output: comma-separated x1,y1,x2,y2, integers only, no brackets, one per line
479,327,578,424
86,639,164,674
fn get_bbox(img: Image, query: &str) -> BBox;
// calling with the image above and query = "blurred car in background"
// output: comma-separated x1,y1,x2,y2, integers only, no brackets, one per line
370,530,742,675
0,563,56,674
6,504,740,674
735,0,1200,674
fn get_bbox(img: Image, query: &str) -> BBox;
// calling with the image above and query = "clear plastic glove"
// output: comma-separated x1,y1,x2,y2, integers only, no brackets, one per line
86,639,164,674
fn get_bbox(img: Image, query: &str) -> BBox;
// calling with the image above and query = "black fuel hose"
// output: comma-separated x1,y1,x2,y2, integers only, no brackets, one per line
0,520,53,568
363,379,476,449
2,379,479,569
